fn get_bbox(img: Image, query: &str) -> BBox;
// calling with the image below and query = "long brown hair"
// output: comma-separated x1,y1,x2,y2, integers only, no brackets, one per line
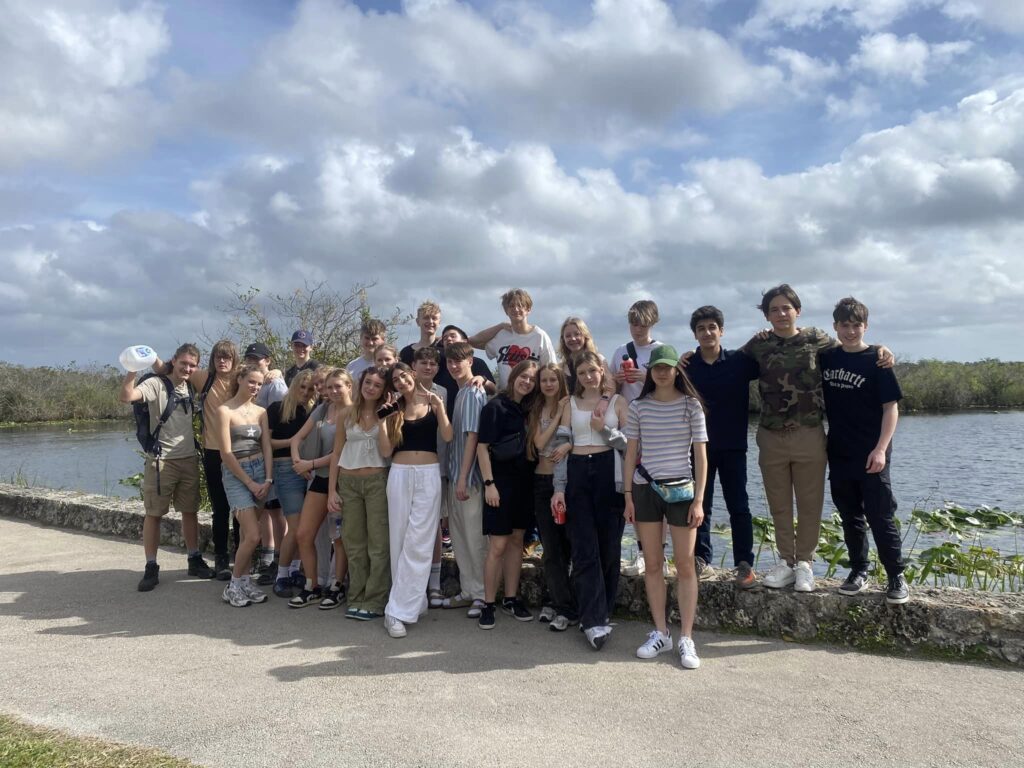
384,362,417,448
527,363,567,461
347,367,391,428
637,364,706,411
230,363,263,397
206,339,239,377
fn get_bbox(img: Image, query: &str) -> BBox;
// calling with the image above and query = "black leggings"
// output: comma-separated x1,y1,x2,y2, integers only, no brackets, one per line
203,449,239,556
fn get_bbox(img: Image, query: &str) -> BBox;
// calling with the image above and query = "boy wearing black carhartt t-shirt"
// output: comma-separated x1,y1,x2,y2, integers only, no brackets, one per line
820,297,909,605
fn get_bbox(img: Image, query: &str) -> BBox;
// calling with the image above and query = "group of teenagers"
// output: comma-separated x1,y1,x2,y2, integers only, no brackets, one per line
120,283,908,670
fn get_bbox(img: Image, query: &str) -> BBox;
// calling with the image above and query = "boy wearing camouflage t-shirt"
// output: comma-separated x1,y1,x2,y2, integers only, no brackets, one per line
741,285,892,593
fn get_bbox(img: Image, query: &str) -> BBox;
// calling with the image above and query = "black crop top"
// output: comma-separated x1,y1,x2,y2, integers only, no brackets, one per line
397,411,439,454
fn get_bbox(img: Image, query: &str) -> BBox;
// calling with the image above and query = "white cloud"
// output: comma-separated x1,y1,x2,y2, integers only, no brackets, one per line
768,47,841,95
942,0,1024,33
179,0,782,151
851,33,972,84
742,0,932,36
826,84,881,120
0,0,169,169
4,86,1023,364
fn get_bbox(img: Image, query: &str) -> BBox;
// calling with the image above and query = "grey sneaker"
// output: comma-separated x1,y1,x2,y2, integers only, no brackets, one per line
695,557,715,581
238,578,267,604
839,571,869,596
549,615,576,632
886,574,910,605
538,606,556,623
222,582,252,608
734,561,756,589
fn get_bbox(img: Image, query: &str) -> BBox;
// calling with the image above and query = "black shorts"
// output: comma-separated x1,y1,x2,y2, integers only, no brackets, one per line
483,462,535,536
633,482,691,527
308,475,330,495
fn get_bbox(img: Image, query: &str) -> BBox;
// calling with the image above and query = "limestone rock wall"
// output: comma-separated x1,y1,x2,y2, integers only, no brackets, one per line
3,483,1021,665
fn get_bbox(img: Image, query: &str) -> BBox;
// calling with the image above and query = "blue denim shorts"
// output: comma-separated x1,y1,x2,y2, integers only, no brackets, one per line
222,455,265,513
273,458,307,517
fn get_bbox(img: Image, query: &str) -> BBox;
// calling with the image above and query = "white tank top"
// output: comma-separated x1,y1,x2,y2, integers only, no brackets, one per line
570,394,620,447
339,422,388,470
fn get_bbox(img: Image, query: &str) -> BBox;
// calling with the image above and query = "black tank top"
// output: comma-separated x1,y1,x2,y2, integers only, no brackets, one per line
397,411,438,454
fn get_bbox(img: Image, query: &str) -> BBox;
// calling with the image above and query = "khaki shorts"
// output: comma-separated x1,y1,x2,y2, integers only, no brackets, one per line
142,456,200,518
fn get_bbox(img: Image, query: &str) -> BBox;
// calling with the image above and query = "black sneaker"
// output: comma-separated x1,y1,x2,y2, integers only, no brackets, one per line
256,558,277,585
886,574,910,605
319,585,346,610
501,597,533,622
478,604,496,630
137,562,159,592
215,554,232,582
838,571,869,596
288,588,323,608
187,555,216,579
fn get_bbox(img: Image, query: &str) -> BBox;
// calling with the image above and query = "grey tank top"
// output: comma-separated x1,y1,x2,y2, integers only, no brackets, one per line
229,424,261,457
314,419,337,478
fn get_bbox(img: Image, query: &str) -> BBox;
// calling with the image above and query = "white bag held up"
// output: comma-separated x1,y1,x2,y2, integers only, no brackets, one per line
119,345,157,373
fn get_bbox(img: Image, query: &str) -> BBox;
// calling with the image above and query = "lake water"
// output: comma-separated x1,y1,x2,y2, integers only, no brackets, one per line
2,412,1022,568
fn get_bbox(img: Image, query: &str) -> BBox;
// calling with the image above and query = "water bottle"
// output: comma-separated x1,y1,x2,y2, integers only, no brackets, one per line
119,345,157,373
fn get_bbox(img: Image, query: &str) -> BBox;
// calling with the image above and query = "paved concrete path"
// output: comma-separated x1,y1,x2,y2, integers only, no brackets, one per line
0,517,1020,768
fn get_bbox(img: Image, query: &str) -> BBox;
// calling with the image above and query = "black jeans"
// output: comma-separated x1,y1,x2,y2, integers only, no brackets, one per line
566,451,625,630
533,474,577,620
829,463,905,576
203,449,238,557
696,449,754,567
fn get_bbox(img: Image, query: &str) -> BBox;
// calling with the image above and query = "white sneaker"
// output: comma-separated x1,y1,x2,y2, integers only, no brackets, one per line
679,636,701,669
467,599,485,619
222,582,252,608
584,625,612,650
622,553,646,576
763,561,795,589
793,561,816,592
538,606,556,623
384,614,407,638
636,629,673,659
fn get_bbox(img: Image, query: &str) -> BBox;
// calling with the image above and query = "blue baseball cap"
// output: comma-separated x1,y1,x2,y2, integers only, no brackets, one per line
291,330,314,346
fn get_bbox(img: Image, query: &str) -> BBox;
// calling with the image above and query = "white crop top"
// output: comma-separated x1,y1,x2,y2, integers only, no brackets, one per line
339,422,388,470
570,394,621,447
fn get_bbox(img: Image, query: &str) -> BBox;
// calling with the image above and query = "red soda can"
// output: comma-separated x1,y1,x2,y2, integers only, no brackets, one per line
554,500,566,525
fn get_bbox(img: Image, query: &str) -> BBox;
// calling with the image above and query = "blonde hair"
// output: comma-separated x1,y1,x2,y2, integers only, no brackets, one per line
280,369,316,424
557,316,598,363
417,300,441,319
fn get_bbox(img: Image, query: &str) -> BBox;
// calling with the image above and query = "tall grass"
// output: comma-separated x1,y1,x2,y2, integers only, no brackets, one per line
0,362,129,424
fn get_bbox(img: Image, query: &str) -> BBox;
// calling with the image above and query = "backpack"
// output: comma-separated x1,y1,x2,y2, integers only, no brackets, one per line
195,371,217,436
133,374,194,457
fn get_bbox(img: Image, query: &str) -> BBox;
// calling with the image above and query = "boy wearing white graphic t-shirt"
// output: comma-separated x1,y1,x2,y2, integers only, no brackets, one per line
469,288,555,389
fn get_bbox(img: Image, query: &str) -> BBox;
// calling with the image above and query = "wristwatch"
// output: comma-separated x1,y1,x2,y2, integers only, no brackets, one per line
483,479,495,487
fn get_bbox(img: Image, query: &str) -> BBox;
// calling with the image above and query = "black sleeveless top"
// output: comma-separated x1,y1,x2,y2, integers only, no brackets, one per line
397,411,438,454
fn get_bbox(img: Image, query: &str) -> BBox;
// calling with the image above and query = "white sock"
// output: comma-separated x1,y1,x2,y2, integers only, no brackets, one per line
277,566,290,580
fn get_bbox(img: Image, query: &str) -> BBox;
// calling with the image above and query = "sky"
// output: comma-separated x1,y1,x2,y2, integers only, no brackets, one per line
2,0,1023,367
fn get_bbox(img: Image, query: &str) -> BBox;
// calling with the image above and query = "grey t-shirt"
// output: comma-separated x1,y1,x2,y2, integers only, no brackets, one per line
137,376,195,460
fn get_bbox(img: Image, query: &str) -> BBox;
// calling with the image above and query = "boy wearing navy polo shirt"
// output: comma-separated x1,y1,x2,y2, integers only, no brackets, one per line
686,306,760,588
821,297,908,604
